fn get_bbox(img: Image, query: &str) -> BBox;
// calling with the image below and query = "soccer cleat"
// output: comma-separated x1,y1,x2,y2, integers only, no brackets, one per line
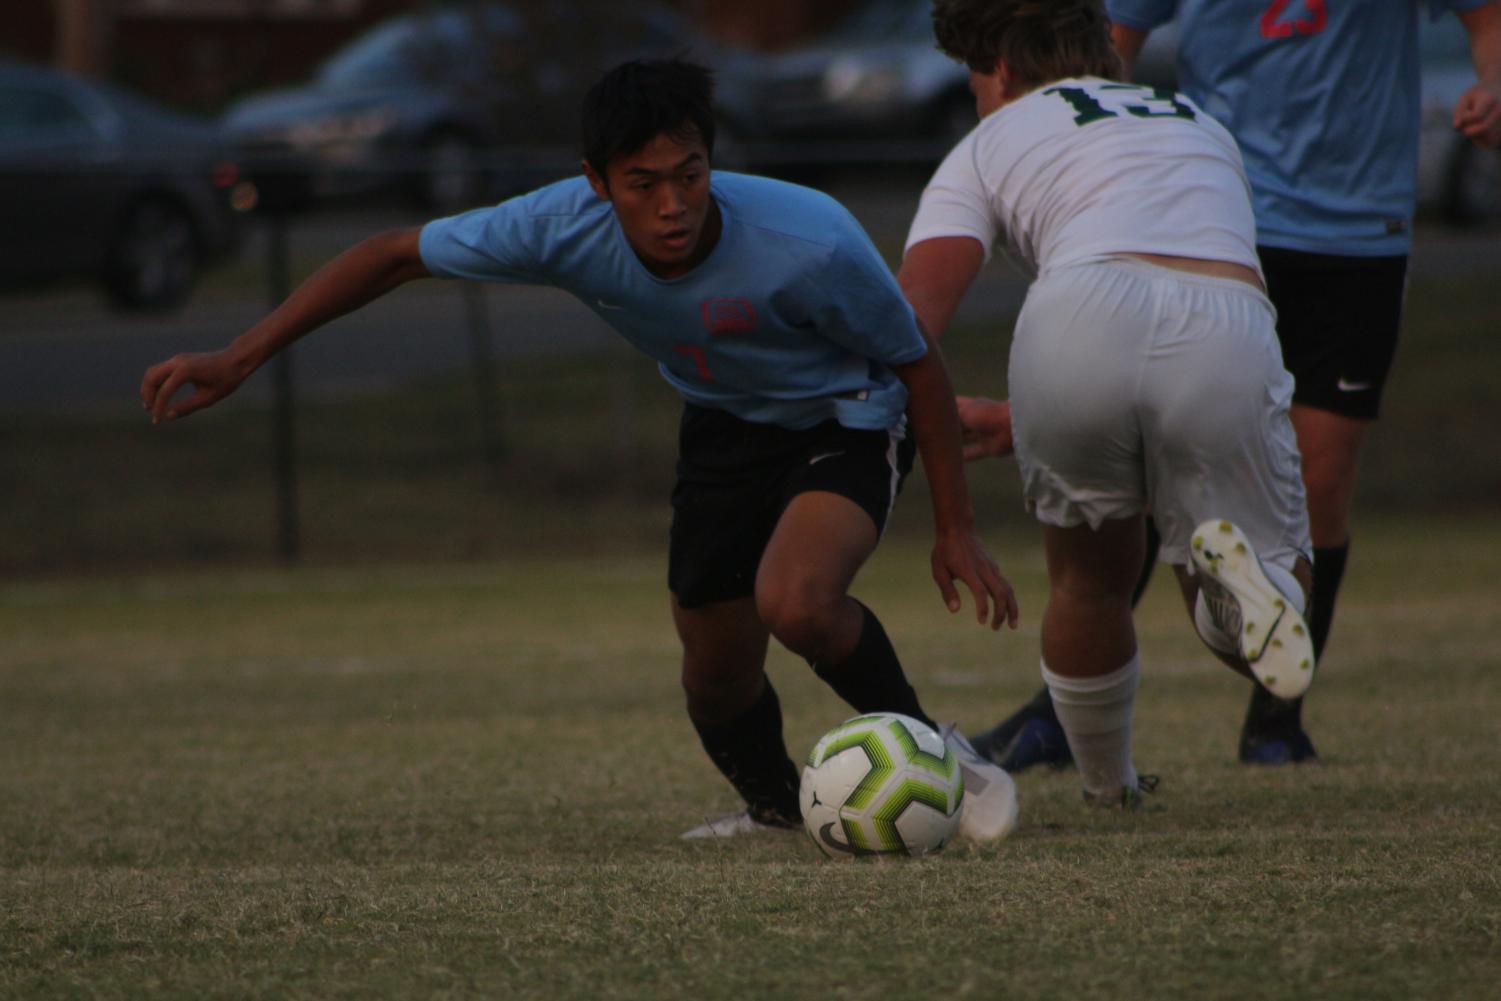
1239,729,1318,766
1082,773,1160,811
679,809,799,840
1191,519,1316,701
941,724,1019,842
968,689,1074,773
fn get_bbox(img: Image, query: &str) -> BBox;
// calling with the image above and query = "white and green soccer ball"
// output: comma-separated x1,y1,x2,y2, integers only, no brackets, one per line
799,712,963,859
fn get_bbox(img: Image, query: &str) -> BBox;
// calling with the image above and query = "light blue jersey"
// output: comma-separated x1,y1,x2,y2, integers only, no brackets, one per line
1108,0,1487,255
418,172,927,431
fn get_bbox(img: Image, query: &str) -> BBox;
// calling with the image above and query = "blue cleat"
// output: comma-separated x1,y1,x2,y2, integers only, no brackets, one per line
1239,728,1318,766
969,689,1074,772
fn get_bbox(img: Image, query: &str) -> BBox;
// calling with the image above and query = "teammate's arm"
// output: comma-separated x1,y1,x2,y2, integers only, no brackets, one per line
140,227,430,423
1455,1,1501,147
1109,23,1151,80
890,327,1018,631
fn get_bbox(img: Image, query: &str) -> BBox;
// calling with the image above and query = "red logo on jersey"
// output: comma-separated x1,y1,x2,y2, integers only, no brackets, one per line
701,297,757,336
1260,0,1326,38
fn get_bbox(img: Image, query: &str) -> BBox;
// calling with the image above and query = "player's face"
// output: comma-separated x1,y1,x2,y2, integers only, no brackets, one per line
585,130,719,279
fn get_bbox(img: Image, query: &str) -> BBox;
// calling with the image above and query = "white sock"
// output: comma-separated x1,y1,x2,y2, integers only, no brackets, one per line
1042,654,1140,799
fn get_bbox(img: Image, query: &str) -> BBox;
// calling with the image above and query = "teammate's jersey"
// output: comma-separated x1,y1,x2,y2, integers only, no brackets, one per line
419,172,927,431
1107,0,1488,255
905,77,1259,280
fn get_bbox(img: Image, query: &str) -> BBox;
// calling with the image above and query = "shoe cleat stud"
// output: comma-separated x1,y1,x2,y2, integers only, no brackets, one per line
1235,542,1247,554
1292,624,1305,636
1218,520,1232,533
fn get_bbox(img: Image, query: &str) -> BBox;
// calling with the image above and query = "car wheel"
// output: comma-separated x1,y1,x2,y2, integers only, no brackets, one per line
419,131,484,212
104,197,200,311
1444,141,1501,226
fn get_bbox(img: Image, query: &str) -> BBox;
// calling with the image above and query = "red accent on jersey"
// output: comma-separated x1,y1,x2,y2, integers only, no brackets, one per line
701,297,757,336
1261,0,1326,39
672,344,713,381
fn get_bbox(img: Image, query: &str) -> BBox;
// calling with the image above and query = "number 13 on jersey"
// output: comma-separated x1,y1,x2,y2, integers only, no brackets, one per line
1044,82,1196,127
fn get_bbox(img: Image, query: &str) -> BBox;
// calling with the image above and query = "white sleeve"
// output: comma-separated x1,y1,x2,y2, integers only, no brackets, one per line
904,133,997,263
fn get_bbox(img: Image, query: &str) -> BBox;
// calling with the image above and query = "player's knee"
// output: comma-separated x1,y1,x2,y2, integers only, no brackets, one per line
756,583,838,659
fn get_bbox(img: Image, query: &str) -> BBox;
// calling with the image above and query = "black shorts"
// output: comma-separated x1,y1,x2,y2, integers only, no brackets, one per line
668,404,916,609
1259,245,1408,421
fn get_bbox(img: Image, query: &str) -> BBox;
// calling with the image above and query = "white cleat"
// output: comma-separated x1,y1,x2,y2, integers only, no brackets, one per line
942,724,1019,842
1191,519,1316,700
679,810,798,840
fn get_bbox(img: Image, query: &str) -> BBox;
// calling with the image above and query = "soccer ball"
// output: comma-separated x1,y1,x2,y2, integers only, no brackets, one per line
799,712,963,859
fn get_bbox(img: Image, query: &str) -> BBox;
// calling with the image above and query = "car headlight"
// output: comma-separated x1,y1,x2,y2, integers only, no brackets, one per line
287,107,399,147
823,57,905,105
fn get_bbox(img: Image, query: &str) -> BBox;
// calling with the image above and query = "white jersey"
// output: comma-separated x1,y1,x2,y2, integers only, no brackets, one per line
905,77,1260,280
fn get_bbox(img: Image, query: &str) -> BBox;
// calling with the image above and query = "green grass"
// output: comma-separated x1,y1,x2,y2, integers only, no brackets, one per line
2,524,1500,999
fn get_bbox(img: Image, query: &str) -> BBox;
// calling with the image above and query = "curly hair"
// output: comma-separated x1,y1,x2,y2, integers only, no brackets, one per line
931,0,1121,88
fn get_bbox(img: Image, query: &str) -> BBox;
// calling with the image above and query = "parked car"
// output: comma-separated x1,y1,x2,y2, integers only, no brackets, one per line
0,62,249,310
711,0,1178,170
714,0,975,168
224,2,717,212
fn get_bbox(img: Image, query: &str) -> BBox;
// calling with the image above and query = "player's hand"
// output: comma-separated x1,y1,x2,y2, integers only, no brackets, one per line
140,350,248,423
931,528,1019,631
1453,80,1501,148
957,396,1014,460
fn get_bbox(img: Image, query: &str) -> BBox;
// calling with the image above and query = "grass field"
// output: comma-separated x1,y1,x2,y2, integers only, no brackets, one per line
4,255,1500,997
3,520,1500,1000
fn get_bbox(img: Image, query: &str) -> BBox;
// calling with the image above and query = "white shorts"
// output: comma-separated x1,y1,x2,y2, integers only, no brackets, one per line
1009,257,1311,571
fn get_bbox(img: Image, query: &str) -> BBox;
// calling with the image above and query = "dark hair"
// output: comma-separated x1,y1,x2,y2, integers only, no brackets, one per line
580,59,717,180
931,0,1121,89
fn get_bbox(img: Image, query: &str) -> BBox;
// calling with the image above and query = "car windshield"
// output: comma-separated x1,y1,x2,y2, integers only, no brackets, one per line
831,0,930,41
318,8,520,89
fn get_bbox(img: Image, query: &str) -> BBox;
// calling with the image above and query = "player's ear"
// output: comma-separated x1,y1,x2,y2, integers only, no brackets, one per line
582,160,611,202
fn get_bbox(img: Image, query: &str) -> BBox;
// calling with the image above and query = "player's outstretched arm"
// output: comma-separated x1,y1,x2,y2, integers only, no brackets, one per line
140,227,430,423
1456,1,1501,147
892,331,1019,631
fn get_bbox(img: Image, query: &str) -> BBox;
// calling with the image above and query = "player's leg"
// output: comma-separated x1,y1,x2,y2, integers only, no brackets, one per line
1241,248,1405,762
1139,264,1317,706
757,429,1017,841
1037,516,1149,807
969,515,1160,771
670,404,803,836
673,595,804,835
756,491,935,729
997,260,1161,807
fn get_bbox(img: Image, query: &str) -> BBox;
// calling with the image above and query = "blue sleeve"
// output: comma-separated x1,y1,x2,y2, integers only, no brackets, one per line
1430,0,1491,19
807,219,928,368
1105,0,1178,29
418,197,544,285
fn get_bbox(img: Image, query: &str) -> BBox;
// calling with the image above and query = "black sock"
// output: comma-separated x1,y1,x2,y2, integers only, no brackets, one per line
811,600,937,730
1131,515,1162,608
1308,541,1349,661
1244,541,1349,737
690,680,800,824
